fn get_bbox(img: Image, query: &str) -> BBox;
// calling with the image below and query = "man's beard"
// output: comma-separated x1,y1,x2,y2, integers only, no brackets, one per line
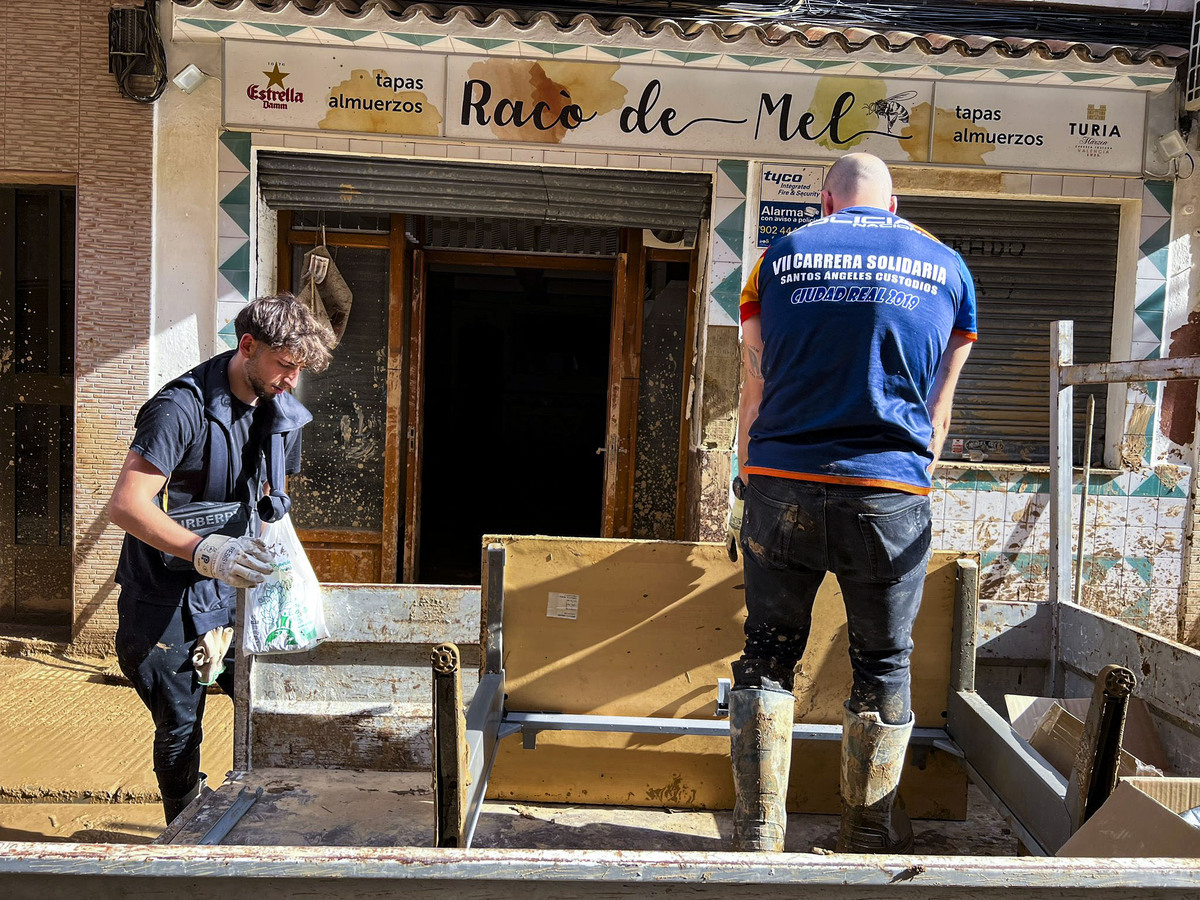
245,358,278,402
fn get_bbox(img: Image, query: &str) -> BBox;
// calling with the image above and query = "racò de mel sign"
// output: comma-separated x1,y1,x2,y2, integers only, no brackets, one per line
224,40,1148,175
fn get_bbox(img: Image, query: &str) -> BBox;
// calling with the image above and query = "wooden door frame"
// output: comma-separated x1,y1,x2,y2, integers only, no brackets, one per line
0,187,75,626
277,211,405,582
0,189,13,621
402,248,426,583
278,224,698,577
603,229,646,538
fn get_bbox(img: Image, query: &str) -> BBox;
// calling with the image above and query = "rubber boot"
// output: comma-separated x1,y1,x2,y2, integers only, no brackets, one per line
162,771,207,825
729,685,794,851
837,705,914,853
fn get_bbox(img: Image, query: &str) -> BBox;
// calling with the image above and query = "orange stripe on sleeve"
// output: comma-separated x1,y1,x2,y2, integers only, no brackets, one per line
740,254,764,323
952,329,978,342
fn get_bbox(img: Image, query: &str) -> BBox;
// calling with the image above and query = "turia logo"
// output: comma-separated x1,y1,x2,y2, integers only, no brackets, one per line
247,62,305,110
1069,102,1120,158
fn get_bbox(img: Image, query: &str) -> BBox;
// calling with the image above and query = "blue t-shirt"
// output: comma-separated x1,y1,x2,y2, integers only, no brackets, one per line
739,206,977,494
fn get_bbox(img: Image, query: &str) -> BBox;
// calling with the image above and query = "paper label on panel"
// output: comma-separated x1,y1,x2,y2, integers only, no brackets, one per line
547,592,580,620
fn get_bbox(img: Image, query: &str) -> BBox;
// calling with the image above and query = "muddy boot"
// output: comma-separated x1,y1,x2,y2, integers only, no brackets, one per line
837,705,914,853
162,772,207,825
729,684,794,851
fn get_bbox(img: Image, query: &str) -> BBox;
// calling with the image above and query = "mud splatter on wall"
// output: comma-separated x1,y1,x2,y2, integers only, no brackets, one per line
463,58,626,144
290,246,389,532
632,262,690,539
1162,311,1200,446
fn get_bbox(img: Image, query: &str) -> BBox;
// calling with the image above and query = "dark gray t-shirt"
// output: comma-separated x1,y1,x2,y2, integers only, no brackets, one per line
116,368,302,602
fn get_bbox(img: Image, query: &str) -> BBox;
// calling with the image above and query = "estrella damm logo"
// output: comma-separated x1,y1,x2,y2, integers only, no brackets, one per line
246,63,304,110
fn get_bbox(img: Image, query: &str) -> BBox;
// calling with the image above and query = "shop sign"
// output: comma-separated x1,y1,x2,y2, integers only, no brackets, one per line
224,41,1147,175
757,165,823,248
932,82,1145,173
439,56,936,161
225,42,447,137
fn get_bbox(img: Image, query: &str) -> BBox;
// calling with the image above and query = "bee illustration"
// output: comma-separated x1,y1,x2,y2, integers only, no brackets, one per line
862,91,918,132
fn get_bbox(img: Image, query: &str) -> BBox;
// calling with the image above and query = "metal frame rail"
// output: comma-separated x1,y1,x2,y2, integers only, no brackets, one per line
1048,322,1200,693
943,323,1200,857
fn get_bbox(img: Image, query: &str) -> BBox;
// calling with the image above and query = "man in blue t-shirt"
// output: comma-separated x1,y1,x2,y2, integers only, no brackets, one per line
109,294,334,824
727,153,976,853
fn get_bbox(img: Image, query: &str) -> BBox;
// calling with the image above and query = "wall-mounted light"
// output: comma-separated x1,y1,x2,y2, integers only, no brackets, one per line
1157,129,1188,160
172,63,209,95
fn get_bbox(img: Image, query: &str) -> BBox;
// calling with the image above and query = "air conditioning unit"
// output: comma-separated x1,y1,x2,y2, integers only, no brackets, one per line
643,228,695,251
1187,2,1200,110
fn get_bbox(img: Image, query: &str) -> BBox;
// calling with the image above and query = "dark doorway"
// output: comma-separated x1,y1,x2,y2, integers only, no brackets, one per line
417,262,613,584
0,186,76,630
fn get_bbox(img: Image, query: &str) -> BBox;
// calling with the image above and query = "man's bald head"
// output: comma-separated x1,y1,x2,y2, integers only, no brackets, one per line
821,153,896,216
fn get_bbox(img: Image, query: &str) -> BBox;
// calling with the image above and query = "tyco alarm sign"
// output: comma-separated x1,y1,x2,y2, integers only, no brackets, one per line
757,164,823,248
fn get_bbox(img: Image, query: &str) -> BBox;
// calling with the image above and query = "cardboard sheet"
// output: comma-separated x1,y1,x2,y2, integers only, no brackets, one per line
1006,694,1172,773
1057,781,1200,857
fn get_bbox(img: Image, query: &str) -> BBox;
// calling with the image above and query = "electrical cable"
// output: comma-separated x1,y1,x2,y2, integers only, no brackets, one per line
115,0,168,104
1179,152,1197,180
473,0,1188,52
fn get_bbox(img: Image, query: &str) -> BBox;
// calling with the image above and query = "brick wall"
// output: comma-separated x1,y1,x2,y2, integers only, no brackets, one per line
1,1,154,653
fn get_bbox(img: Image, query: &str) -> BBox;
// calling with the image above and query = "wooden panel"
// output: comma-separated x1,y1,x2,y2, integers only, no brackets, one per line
305,543,381,584
601,252,627,538
486,536,969,816
252,711,433,770
489,731,965,818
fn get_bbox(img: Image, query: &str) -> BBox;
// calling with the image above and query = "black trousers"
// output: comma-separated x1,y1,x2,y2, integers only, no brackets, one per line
736,475,932,725
115,591,235,802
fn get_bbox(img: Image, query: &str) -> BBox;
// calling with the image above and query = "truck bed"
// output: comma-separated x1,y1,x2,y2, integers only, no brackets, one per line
160,767,1017,855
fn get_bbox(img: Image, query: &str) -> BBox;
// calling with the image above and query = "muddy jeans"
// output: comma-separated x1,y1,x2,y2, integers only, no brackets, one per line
115,591,234,802
735,474,932,725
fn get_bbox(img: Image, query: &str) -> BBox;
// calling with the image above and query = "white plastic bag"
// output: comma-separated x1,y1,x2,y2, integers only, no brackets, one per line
243,514,328,655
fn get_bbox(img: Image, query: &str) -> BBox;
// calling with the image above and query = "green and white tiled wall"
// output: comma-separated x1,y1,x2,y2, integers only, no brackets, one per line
709,160,749,328
217,130,253,349
929,178,1186,636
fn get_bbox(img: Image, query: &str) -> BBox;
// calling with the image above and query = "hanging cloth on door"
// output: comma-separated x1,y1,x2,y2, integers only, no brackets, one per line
296,231,353,347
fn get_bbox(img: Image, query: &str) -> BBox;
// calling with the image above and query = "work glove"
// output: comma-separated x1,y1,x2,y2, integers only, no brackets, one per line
193,534,274,588
192,626,234,686
726,478,745,563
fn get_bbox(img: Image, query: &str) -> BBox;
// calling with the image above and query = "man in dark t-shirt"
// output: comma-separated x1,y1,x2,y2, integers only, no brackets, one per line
109,293,334,823
728,154,976,853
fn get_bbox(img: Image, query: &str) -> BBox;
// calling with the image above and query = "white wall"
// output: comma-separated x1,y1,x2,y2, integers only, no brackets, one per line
151,38,222,391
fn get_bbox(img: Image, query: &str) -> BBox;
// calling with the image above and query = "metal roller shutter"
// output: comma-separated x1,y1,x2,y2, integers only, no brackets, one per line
256,151,712,242
900,195,1118,465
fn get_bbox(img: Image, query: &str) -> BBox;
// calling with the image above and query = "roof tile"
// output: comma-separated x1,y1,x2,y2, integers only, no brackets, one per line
171,0,1186,67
